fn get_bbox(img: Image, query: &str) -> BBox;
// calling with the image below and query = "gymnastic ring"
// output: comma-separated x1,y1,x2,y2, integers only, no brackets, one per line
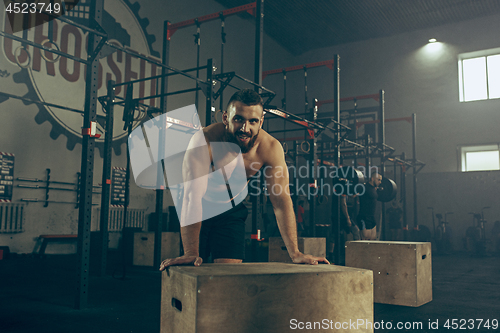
192,112,201,129
133,106,144,121
301,141,310,153
14,46,31,68
214,109,223,123
40,39,61,63
317,195,329,205
282,142,288,154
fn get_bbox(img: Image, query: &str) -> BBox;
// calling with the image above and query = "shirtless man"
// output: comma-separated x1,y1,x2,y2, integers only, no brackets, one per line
159,89,329,270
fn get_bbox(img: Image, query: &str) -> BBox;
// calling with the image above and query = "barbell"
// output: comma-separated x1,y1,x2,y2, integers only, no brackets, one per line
376,177,397,203
332,166,365,196
332,166,397,202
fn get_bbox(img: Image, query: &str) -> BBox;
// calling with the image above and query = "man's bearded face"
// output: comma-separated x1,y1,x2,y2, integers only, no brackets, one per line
224,102,263,153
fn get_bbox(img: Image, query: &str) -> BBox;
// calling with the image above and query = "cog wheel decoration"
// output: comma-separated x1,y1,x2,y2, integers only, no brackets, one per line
2,0,160,157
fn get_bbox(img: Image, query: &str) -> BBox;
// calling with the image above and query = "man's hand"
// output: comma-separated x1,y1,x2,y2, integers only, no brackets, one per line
291,253,330,265
159,255,203,271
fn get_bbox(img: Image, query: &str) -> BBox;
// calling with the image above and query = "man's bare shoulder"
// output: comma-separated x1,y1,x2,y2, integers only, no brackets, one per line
257,130,284,160
202,123,225,142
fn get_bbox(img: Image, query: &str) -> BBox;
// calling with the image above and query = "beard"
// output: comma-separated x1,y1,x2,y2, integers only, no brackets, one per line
224,128,259,154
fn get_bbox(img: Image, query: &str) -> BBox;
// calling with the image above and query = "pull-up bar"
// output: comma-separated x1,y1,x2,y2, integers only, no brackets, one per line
387,156,414,168
356,116,413,129
265,106,351,132
315,93,380,108
276,135,365,150
262,59,335,79
104,42,209,87
167,3,257,40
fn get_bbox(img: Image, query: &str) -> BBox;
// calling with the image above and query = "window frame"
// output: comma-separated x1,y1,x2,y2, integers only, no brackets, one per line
458,47,500,102
458,143,500,172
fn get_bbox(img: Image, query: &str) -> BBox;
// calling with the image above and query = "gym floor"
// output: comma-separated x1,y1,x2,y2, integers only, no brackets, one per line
1,252,498,333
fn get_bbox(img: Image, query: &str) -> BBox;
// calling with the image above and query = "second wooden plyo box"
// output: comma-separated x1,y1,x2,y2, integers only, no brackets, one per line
345,241,432,307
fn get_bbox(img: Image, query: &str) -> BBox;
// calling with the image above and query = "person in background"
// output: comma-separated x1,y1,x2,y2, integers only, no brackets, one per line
357,173,382,240
387,200,403,241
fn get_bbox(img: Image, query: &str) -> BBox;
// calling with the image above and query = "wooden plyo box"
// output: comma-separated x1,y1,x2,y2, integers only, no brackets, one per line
268,237,326,263
133,232,180,266
161,263,373,333
345,241,432,307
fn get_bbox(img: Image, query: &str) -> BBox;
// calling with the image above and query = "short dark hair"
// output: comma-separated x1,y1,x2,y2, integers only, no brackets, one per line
227,88,263,110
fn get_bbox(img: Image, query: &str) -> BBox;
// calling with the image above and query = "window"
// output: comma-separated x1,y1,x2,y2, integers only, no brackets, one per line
459,144,500,172
458,47,500,102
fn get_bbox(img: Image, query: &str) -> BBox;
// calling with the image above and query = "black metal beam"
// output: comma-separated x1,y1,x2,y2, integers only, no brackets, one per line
113,66,210,88
379,89,386,240
97,80,115,277
251,0,264,262
132,88,200,102
105,42,209,87
205,59,214,127
309,103,318,238
401,152,408,232
412,113,418,229
153,20,170,270
75,0,102,310
333,54,341,265
43,12,108,38
0,30,90,65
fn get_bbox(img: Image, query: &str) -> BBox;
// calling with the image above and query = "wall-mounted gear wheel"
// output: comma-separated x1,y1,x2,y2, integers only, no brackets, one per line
4,0,160,158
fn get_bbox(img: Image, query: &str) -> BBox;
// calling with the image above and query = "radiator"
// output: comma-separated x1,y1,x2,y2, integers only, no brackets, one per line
93,207,145,232
0,203,25,233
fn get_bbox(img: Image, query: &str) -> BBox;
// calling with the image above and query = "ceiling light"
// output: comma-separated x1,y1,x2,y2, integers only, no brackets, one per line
428,38,437,43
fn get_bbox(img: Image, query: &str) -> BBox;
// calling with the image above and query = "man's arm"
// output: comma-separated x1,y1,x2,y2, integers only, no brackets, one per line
160,131,210,270
265,141,329,265
340,196,351,226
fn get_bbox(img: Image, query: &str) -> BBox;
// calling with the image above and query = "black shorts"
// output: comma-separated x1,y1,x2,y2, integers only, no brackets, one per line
199,201,248,262
357,215,376,230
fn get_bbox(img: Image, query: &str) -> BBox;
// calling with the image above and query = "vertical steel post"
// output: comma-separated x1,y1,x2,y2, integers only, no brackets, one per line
123,84,133,270
292,140,298,215
154,20,171,269
365,135,371,176
379,90,386,240
333,55,341,264
304,66,311,236
194,19,200,111
219,14,225,113
401,152,408,233
393,158,398,193
98,80,115,277
254,0,263,88
283,70,287,143
206,58,213,126
282,70,287,110
308,104,318,238
251,0,264,262
304,67,308,114
75,0,102,310
412,113,418,229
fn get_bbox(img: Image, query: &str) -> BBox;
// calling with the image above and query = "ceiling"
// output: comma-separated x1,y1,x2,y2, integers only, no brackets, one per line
214,0,500,55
